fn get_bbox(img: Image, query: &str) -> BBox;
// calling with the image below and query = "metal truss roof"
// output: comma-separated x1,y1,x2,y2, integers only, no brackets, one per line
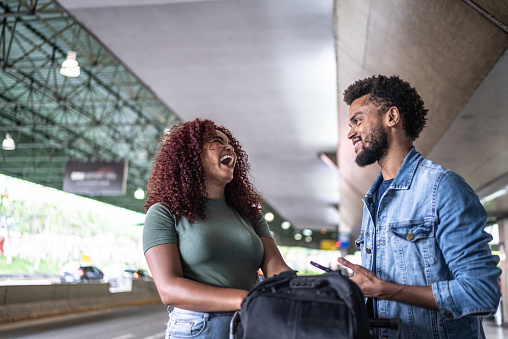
0,0,318,247
0,0,180,213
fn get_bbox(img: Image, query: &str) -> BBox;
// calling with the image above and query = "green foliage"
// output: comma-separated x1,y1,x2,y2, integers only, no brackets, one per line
0,256,60,274
296,269,321,276
0,174,147,272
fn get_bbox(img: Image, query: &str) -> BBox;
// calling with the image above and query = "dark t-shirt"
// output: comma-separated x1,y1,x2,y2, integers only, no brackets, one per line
370,178,393,318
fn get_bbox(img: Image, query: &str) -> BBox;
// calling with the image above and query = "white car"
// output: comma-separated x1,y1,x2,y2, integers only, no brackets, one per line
102,263,141,291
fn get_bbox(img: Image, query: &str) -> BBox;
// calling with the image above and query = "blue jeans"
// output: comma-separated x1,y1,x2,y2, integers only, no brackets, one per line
166,306,237,339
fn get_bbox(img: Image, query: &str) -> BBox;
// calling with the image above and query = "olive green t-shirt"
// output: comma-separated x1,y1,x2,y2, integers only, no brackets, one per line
143,198,273,291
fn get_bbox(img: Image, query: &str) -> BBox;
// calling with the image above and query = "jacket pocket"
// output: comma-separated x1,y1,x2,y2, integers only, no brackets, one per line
387,220,436,271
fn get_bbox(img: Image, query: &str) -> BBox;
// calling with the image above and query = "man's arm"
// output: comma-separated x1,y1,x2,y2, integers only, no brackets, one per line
431,172,500,317
337,257,438,310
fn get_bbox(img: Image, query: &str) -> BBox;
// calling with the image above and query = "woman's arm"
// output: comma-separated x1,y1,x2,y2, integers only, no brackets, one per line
260,237,292,278
145,243,248,312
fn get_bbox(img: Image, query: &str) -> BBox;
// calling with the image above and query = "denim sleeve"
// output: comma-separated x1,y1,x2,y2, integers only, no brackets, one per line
431,172,501,318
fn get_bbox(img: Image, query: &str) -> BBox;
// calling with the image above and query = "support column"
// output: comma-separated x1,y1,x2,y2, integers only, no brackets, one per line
498,219,507,325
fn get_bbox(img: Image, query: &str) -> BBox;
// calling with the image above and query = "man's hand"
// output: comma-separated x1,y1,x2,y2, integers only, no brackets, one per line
337,257,438,309
337,257,381,298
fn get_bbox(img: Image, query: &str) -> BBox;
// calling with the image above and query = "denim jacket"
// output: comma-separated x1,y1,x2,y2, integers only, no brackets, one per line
355,148,501,339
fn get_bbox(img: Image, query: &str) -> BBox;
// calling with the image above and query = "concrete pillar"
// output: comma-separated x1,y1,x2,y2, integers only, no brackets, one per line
498,218,507,325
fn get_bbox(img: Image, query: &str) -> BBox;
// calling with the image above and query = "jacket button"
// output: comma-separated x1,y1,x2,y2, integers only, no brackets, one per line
445,310,454,319
366,248,371,254
406,230,414,241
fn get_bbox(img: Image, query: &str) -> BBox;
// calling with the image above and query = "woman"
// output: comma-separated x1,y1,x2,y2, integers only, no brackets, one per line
143,118,292,339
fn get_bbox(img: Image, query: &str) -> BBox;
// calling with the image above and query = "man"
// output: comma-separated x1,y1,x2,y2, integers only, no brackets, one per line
337,75,501,338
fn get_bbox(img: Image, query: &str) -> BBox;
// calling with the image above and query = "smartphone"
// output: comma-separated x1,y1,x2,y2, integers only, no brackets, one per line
310,261,333,272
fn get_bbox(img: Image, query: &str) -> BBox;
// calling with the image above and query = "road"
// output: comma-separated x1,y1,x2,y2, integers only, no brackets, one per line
0,301,506,339
0,303,168,339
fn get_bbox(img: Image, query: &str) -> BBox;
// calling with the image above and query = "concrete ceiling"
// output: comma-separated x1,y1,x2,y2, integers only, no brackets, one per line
60,0,508,245
5,0,506,249
58,0,341,244
335,0,508,243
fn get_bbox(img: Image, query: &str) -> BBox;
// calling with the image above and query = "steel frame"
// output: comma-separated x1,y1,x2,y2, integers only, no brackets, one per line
0,0,180,212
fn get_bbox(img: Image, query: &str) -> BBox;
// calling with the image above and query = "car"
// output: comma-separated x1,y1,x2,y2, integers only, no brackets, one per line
137,268,153,280
59,262,104,283
102,263,148,291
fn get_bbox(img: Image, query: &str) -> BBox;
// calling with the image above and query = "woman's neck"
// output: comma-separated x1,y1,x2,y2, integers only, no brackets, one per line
206,185,225,199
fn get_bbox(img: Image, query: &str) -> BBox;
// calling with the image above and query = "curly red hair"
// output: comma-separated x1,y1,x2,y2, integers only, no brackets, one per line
143,118,262,225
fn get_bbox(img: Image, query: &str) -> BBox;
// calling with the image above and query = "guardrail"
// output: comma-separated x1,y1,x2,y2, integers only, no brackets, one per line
0,280,161,324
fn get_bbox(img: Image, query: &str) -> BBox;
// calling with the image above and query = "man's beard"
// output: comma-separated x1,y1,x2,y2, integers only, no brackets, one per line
355,125,388,167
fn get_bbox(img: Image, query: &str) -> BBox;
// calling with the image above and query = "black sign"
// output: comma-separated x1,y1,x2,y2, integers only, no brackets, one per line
63,160,128,195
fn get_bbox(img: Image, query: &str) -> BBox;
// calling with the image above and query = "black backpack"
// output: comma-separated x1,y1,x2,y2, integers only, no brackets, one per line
230,270,372,339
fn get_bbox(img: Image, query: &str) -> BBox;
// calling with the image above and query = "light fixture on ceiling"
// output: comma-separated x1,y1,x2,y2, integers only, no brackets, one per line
480,186,508,204
60,50,80,77
319,152,338,170
302,229,313,236
281,221,291,230
134,187,145,200
2,133,15,150
264,212,274,222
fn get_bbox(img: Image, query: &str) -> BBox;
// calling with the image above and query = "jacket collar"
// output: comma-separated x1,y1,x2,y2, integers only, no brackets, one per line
366,147,423,197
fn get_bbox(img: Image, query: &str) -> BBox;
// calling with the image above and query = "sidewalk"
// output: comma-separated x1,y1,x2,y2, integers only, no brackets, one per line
484,317,508,339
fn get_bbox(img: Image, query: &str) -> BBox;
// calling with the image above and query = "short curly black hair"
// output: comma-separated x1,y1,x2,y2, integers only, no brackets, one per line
343,75,428,141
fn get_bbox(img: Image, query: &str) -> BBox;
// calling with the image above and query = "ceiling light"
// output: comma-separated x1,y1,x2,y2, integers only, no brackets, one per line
2,134,15,150
134,187,145,200
264,212,274,222
294,233,302,241
319,152,338,170
60,50,80,77
302,229,313,236
281,221,291,229
480,186,508,204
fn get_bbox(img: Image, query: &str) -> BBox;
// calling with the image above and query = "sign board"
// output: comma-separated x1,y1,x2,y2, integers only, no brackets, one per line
320,239,338,250
338,232,350,249
63,160,128,195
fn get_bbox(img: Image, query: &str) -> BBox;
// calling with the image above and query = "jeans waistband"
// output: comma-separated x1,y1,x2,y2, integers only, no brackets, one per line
171,307,236,319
